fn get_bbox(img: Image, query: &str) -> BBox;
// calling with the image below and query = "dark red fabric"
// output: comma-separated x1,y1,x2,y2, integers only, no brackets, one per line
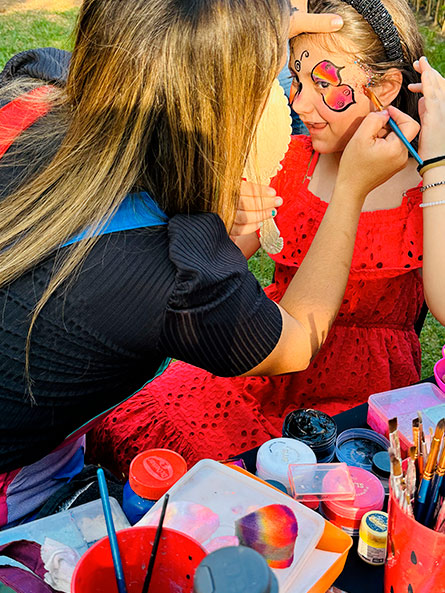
88,136,424,477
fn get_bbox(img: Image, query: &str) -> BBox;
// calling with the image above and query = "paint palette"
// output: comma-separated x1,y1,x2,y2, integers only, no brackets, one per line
140,459,325,593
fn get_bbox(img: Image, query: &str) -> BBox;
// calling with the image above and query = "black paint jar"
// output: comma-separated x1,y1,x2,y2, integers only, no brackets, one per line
282,408,337,463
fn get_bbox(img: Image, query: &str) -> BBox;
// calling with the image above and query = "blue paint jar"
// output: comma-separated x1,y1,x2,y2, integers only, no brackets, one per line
122,448,187,525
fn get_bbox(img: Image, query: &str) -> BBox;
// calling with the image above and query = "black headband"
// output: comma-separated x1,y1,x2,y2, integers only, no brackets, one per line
341,0,405,63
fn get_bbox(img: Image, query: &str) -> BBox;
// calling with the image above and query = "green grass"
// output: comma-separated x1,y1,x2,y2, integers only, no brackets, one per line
0,7,444,378
0,10,77,68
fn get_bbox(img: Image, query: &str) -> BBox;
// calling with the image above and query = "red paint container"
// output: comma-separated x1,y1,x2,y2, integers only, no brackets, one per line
71,526,206,593
321,466,384,536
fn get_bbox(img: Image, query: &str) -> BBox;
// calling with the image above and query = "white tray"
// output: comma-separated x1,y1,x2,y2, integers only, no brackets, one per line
140,459,325,593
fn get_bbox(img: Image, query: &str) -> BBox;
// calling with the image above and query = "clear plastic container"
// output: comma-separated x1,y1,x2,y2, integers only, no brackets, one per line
367,383,445,453
288,463,355,504
0,498,129,561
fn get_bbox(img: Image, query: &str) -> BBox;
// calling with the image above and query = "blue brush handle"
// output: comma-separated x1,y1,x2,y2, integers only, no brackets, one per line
97,468,128,593
424,474,444,528
387,117,423,166
415,477,433,523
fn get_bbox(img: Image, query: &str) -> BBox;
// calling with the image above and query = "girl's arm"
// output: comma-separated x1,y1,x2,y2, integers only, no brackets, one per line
243,108,420,376
410,57,445,325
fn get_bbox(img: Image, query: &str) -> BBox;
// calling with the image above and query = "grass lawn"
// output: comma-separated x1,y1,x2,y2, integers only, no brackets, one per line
1,7,444,378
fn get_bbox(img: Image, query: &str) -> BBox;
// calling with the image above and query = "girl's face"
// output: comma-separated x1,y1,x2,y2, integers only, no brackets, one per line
289,37,372,154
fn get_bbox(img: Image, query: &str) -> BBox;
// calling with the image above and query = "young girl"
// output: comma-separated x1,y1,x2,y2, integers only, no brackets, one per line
88,0,426,475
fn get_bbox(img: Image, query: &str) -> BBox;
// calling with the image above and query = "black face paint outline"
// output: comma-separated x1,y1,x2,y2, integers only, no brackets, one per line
310,60,356,112
294,50,309,73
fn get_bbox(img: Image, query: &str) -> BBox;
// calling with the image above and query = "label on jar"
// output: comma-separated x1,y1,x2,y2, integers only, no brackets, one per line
357,536,387,565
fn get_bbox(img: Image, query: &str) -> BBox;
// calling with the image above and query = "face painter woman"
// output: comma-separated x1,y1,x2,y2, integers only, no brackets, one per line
0,0,419,527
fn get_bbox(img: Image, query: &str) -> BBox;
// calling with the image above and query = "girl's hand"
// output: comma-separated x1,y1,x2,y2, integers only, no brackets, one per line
289,0,343,38
337,108,420,198
230,180,283,237
409,56,445,160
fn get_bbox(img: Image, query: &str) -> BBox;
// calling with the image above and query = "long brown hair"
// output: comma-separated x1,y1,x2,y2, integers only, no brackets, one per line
0,0,288,381
304,0,424,121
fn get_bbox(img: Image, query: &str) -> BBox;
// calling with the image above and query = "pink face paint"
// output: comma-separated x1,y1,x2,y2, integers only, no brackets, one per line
311,60,356,112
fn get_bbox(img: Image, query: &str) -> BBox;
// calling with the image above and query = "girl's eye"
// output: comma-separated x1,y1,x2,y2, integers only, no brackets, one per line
315,80,330,90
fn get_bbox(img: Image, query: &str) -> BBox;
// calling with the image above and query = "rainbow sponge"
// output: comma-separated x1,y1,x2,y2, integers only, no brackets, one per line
235,504,298,568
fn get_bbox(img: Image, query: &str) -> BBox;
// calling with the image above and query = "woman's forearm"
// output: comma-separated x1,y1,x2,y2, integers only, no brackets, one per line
422,165,445,325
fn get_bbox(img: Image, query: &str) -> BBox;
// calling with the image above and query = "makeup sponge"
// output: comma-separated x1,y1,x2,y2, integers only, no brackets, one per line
235,504,298,568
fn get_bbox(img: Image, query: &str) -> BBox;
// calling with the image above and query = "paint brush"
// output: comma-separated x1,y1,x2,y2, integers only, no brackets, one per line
363,86,423,166
424,429,445,528
141,493,170,593
415,418,445,523
417,412,425,477
389,448,403,504
435,497,445,532
406,445,417,503
97,468,128,593
388,417,401,461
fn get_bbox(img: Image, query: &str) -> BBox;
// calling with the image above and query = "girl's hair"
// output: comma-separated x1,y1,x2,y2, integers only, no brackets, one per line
300,0,424,121
0,0,288,381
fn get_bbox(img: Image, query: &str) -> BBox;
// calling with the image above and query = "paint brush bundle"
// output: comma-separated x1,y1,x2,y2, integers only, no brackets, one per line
389,417,445,530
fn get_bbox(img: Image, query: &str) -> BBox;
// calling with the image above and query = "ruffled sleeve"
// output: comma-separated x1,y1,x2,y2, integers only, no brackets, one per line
266,135,423,280
159,212,282,376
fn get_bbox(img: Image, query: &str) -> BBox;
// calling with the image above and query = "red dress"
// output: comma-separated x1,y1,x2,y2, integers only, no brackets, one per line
88,136,424,477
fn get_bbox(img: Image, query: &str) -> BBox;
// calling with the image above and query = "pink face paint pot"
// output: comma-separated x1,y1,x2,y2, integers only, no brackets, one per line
320,466,385,536
71,526,206,593
434,344,445,392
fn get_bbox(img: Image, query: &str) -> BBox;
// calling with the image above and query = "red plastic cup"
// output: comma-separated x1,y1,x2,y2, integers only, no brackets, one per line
71,526,206,593
384,490,445,593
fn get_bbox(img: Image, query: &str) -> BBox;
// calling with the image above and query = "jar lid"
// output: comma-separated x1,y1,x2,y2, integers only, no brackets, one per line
372,451,391,478
256,438,316,484
335,428,390,471
193,546,279,593
323,466,385,521
129,448,187,500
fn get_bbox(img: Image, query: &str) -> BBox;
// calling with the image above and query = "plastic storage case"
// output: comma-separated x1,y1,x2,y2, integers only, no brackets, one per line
140,459,352,593
0,498,129,563
367,383,445,453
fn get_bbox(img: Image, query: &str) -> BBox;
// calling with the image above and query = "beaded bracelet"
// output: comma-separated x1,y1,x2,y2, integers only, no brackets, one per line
419,179,445,193
419,179,445,207
418,157,445,176
419,199,445,208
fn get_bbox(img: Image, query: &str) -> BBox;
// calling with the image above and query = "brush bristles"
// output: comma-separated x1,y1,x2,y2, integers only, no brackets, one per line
412,418,419,428
389,417,398,433
409,446,416,460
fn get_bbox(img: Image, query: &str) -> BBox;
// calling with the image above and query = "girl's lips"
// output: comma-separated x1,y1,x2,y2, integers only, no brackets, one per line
304,122,328,132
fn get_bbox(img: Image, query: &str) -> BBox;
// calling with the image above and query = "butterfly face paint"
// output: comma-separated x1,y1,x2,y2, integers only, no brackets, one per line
311,60,356,112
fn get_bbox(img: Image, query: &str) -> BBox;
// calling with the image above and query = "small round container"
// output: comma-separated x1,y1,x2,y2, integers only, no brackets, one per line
283,408,337,463
335,428,390,471
371,451,390,498
434,344,445,392
123,448,187,524
357,510,388,566
320,466,385,536
193,546,279,593
256,438,316,494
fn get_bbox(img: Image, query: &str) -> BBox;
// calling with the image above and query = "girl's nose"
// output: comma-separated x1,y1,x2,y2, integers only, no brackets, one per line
291,84,316,118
